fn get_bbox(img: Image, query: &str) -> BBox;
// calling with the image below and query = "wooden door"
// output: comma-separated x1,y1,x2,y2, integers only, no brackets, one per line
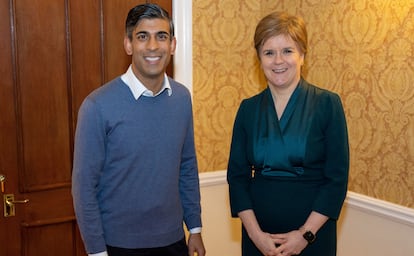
0,1,172,255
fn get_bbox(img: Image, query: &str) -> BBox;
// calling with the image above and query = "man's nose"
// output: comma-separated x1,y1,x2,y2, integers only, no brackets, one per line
147,36,160,50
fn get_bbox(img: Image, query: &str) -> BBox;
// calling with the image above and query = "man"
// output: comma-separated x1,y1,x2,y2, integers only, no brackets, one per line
72,3,205,256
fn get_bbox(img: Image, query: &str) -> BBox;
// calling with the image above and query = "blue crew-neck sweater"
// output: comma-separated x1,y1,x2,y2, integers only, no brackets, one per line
72,77,202,253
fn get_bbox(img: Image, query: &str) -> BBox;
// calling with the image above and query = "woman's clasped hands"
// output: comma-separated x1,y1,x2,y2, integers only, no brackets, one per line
252,230,308,256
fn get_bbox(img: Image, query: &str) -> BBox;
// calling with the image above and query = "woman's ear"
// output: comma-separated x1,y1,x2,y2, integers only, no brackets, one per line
124,36,133,56
300,53,305,66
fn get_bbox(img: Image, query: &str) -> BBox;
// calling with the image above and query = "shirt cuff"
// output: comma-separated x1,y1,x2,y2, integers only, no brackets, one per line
88,251,108,256
189,227,202,234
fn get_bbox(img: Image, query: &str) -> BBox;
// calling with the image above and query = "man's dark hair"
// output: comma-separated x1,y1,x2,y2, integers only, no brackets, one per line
125,3,174,40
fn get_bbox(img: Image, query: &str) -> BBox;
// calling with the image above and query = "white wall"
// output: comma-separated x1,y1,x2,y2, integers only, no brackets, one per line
198,171,414,256
337,192,414,256
199,181,241,256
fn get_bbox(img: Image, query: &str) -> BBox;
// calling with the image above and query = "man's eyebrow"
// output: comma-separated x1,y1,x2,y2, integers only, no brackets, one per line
135,31,148,35
134,31,170,35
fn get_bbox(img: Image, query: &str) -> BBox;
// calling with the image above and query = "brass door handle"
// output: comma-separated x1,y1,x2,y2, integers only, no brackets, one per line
3,194,29,217
5,195,29,206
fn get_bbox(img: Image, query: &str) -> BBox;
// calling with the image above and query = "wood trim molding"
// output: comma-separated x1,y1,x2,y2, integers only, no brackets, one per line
200,170,227,187
345,191,414,227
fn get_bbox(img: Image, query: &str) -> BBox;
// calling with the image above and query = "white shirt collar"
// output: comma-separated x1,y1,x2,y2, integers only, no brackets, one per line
121,65,172,100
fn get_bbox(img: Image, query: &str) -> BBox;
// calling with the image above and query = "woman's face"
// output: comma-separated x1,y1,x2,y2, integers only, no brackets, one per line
259,34,304,90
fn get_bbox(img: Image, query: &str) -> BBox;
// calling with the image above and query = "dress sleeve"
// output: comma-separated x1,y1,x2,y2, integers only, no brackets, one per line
227,101,254,217
312,93,350,219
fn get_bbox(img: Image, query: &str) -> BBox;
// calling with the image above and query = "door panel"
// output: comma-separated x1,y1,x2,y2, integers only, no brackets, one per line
0,1,172,255
22,221,75,255
0,0,21,254
15,0,72,192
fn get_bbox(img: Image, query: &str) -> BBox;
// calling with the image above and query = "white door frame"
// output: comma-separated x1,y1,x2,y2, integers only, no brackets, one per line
173,0,193,93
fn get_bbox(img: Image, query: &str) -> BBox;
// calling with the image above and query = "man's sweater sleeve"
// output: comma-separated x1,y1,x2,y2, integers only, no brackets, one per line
178,98,202,230
72,98,107,253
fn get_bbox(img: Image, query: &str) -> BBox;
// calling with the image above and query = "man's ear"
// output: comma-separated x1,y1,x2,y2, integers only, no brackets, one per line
170,37,177,56
124,36,133,55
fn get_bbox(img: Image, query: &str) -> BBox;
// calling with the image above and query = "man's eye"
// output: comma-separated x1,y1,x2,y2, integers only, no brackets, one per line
137,34,148,41
157,33,169,41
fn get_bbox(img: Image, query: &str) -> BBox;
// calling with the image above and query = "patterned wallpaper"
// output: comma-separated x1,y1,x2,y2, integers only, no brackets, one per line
192,0,414,208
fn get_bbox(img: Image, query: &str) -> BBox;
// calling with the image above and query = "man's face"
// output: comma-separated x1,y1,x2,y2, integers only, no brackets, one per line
124,18,176,84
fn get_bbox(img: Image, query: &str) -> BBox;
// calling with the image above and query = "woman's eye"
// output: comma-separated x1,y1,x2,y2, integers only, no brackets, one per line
263,51,274,56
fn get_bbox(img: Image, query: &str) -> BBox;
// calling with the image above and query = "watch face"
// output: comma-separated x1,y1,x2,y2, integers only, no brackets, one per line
303,231,316,243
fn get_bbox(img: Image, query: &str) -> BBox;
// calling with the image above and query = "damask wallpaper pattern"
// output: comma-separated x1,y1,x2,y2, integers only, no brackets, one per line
192,0,414,208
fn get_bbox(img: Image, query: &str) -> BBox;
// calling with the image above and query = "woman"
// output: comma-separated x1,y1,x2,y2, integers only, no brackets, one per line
227,11,349,256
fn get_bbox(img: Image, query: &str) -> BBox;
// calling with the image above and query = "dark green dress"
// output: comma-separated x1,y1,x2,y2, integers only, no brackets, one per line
227,79,349,256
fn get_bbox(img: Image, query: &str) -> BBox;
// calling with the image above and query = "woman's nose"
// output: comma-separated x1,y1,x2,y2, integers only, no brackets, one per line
273,52,284,64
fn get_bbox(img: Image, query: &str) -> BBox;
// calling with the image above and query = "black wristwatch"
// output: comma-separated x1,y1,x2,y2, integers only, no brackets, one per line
302,230,316,244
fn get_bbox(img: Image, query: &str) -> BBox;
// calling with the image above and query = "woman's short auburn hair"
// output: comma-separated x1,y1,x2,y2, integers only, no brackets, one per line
254,11,308,58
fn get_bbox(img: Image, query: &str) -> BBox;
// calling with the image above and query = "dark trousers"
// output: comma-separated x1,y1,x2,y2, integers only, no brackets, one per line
106,238,188,256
